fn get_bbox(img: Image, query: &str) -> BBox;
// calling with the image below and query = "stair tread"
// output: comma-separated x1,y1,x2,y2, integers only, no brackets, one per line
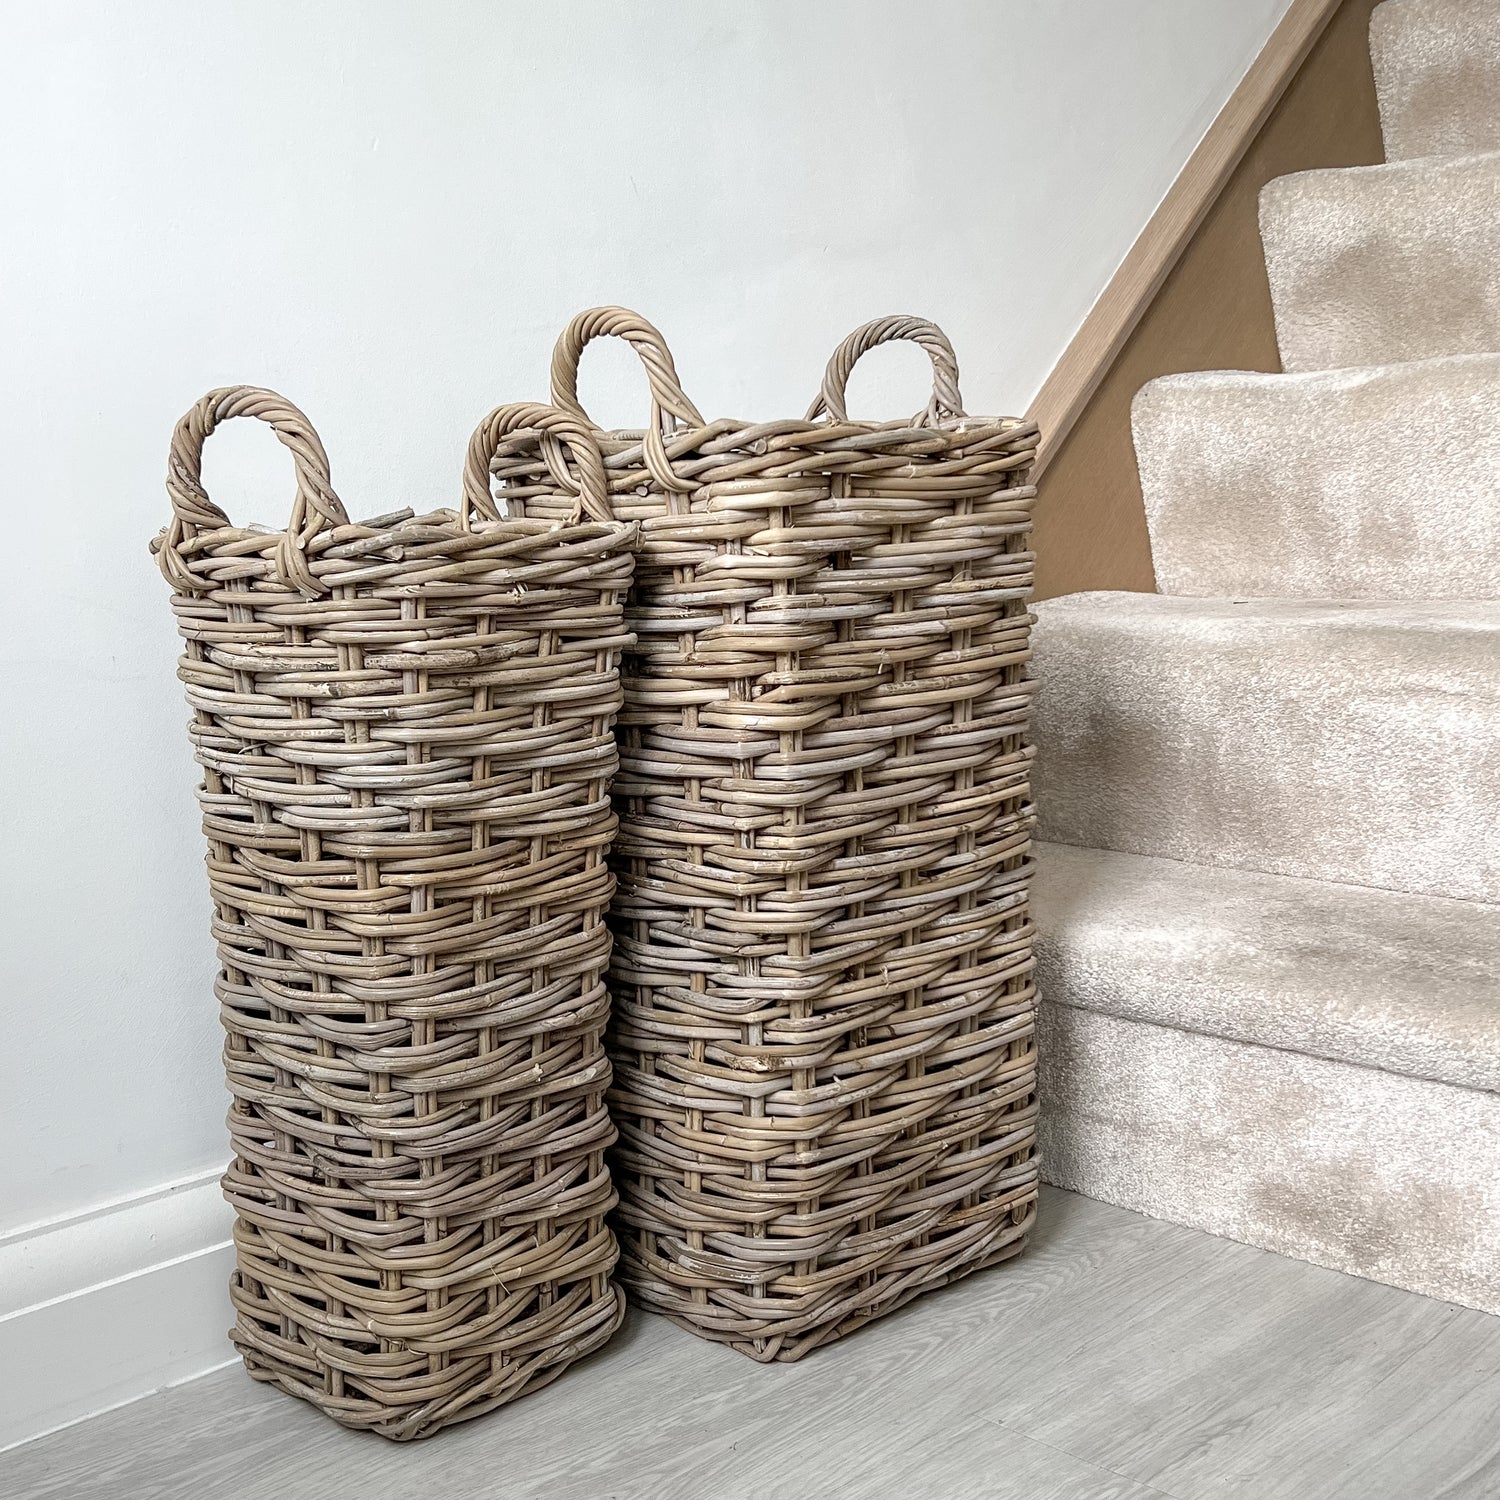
1034,841,1500,1094
1372,0,1500,162
1134,352,1500,600
1031,592,1500,904
1260,148,1500,372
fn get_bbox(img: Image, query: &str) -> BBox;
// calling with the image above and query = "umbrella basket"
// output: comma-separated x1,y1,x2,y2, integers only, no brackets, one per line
492,310,1041,1361
152,391,634,1437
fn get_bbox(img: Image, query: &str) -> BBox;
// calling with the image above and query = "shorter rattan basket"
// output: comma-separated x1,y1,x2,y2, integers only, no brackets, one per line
152,389,634,1439
497,309,1042,1361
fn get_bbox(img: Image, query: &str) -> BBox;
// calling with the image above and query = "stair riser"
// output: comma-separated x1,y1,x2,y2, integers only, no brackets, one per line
1038,1003,1500,1315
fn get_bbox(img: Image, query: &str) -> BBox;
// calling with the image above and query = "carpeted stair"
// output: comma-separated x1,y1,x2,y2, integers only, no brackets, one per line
1034,594,1500,903
1261,149,1500,370
1134,354,1500,598
1371,0,1500,159
1032,0,1500,1314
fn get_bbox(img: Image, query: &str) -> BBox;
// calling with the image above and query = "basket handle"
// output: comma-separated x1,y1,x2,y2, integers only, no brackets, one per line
462,401,614,527
159,386,349,596
549,306,702,494
806,315,965,424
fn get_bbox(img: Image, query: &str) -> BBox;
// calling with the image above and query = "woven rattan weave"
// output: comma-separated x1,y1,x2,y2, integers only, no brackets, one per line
152,389,633,1438
495,309,1042,1361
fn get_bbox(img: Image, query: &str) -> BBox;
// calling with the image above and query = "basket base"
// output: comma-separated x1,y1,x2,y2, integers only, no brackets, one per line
229,1282,626,1442
622,1193,1038,1363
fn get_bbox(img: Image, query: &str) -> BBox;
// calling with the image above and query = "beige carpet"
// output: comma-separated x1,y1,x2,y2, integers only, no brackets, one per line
1032,593,1500,904
1372,0,1500,160
1133,354,1500,599
1261,148,1500,372
1032,0,1500,1314
1038,1005,1500,1315
1033,842,1500,1096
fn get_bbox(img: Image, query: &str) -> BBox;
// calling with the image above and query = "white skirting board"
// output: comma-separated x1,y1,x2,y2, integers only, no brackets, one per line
0,1169,236,1451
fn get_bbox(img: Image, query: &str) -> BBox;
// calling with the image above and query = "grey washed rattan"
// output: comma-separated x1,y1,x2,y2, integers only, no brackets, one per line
493,309,1042,1361
152,389,634,1439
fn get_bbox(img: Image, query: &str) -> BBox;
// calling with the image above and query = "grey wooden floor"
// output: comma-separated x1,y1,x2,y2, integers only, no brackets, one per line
7,1188,1499,1500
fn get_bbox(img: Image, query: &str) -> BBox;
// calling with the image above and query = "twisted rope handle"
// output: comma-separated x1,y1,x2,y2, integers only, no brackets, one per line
549,306,703,494
159,386,348,596
807,315,965,425
463,401,614,527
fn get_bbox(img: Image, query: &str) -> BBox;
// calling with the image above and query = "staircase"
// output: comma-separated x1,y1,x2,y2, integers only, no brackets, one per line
1031,0,1500,1315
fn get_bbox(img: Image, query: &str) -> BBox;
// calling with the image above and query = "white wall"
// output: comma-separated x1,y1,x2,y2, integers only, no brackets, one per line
0,0,1291,1443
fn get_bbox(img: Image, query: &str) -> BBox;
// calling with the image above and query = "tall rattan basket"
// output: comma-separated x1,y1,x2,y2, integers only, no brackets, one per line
495,308,1042,1361
152,389,634,1438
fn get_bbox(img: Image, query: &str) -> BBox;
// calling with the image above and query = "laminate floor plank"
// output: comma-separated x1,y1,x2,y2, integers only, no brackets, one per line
1263,1308,1500,1500
4,1189,1494,1500
832,1418,1176,1500
957,1203,1500,1500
